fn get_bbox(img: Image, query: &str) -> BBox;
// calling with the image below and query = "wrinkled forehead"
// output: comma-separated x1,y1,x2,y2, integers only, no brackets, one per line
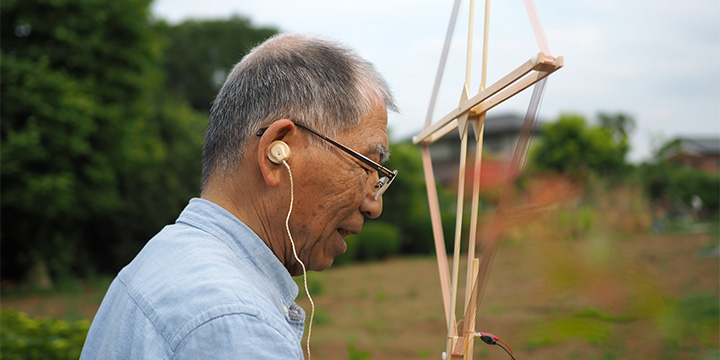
349,117,390,163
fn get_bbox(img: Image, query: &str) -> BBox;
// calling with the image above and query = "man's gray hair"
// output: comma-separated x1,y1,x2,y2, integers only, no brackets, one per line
202,33,398,187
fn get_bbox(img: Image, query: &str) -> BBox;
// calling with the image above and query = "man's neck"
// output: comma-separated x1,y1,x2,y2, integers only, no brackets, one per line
201,172,294,273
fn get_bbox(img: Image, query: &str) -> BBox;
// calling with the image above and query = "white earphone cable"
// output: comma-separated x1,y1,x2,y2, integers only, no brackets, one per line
282,160,315,360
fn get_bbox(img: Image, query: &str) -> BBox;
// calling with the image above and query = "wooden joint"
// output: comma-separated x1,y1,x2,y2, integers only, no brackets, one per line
534,53,564,72
450,335,467,358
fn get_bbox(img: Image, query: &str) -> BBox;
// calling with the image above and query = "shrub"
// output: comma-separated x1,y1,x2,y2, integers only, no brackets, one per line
348,344,372,360
530,114,630,179
354,222,401,261
639,161,719,219
0,309,89,360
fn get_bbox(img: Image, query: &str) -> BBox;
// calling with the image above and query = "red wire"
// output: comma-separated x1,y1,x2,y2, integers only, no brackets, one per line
496,338,514,355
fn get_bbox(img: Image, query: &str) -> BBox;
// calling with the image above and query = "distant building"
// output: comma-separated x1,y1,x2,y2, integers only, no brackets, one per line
422,113,546,187
659,137,720,173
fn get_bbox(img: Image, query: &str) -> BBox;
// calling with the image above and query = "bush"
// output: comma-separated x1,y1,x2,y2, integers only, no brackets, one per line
639,161,719,218
0,309,89,360
530,114,630,179
344,222,401,262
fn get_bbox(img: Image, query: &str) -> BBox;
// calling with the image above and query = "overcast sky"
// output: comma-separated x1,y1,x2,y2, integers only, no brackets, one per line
152,0,720,162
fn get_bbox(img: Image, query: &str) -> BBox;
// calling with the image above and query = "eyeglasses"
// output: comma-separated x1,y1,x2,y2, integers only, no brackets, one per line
256,121,398,200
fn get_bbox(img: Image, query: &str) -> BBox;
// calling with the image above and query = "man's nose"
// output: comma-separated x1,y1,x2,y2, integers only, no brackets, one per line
360,175,383,218
360,192,383,219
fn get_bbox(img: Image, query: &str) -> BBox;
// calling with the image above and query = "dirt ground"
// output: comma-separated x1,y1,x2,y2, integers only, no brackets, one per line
3,231,718,359
297,231,719,359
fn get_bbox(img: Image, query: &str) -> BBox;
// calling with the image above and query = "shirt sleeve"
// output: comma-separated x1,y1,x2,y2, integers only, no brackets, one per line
171,313,302,359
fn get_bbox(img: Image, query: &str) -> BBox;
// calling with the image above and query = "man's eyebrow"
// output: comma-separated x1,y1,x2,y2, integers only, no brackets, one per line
371,143,390,164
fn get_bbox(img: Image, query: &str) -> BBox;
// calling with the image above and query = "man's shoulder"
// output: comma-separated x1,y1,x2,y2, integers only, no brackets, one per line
121,221,269,313
108,224,287,348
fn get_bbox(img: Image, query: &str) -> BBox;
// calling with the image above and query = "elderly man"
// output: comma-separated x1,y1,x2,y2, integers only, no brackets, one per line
80,33,398,359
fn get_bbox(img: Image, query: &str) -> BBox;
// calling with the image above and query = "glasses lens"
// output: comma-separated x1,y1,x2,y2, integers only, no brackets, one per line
376,176,389,189
373,170,397,200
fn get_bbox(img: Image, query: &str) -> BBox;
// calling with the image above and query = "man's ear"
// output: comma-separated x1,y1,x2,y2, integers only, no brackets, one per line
256,119,296,187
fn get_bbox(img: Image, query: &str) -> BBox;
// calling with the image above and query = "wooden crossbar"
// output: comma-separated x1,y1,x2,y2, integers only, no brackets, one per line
412,52,563,145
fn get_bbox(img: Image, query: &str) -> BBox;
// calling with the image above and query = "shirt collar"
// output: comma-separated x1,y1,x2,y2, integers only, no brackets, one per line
176,198,299,304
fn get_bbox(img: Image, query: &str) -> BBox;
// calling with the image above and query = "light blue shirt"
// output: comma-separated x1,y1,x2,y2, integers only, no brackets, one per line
80,198,305,359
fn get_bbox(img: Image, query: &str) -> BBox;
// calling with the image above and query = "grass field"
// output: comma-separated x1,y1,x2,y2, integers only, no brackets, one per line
296,231,719,359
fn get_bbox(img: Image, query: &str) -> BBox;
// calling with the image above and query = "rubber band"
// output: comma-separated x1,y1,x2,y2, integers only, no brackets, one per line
524,0,551,55
424,0,463,129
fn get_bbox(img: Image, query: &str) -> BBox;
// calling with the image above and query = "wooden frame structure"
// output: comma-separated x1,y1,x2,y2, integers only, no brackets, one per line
412,0,563,358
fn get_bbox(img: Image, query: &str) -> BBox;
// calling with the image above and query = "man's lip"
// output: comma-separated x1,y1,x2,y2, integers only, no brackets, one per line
337,228,360,238
336,227,360,255
334,229,348,255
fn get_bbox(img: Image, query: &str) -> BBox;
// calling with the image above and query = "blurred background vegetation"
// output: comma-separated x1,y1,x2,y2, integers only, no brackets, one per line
1,0,276,283
1,0,718,359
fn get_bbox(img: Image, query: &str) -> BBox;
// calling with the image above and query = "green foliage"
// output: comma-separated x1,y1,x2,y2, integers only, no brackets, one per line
531,114,630,179
660,293,720,347
597,112,635,143
343,222,401,262
160,17,277,111
294,271,324,298
1,0,162,279
90,96,207,273
639,160,719,218
347,344,372,360
312,308,333,326
0,309,89,360
382,141,457,255
333,235,361,267
526,309,616,348
0,0,277,282
1,56,106,279
556,206,596,240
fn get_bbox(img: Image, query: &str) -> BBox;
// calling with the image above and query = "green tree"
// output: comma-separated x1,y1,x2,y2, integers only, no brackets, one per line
597,111,635,143
639,159,719,219
161,17,277,112
1,0,163,280
1,1,284,281
91,96,207,273
531,114,630,179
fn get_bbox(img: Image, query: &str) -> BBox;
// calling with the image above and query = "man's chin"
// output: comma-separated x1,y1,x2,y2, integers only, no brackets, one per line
288,257,332,276
310,257,334,272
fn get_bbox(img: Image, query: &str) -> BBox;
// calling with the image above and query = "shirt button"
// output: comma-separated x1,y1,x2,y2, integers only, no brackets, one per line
282,305,288,313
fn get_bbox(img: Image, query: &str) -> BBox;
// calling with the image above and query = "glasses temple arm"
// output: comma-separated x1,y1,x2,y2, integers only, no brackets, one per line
294,123,394,177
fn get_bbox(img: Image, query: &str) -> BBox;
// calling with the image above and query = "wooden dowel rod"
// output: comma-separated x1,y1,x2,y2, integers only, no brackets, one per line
446,126,469,356
469,66,555,116
459,258,481,359
421,145,453,328
424,119,459,144
465,0,476,88
465,116,485,312
480,0,491,91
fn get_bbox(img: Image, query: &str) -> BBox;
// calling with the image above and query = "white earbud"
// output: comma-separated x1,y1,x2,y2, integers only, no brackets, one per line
267,141,290,164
